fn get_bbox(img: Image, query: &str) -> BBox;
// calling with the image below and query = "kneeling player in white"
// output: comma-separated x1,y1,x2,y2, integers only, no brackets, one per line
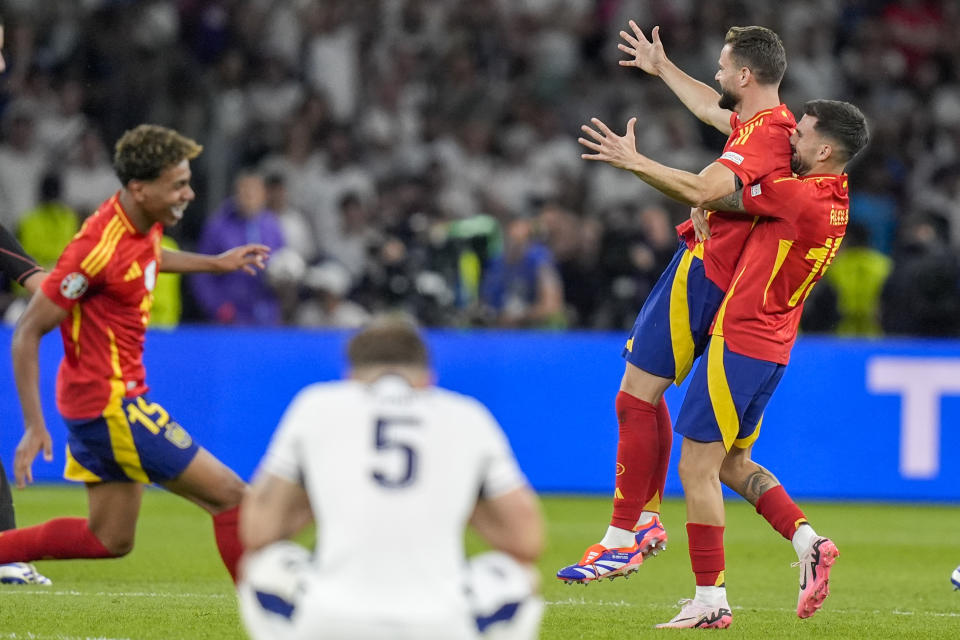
238,318,545,640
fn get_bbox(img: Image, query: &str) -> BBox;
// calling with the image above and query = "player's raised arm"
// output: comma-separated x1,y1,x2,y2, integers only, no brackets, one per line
579,117,739,207
10,293,64,487
160,244,270,275
619,22,733,135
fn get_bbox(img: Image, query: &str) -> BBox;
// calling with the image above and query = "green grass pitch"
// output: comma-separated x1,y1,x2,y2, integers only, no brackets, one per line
0,486,957,639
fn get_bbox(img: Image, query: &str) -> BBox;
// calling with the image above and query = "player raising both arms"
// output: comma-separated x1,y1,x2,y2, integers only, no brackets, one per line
3,124,270,583
558,23,796,583
657,99,869,628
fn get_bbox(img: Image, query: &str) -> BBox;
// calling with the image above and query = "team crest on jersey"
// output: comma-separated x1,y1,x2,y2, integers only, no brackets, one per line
164,423,193,449
750,184,762,197
144,260,157,292
59,273,89,300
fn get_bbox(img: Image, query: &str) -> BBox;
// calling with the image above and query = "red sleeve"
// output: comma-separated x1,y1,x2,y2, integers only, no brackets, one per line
41,233,108,311
715,122,793,186
741,178,804,222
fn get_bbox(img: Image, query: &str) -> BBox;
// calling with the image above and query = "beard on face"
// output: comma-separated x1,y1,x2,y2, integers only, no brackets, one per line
790,151,806,175
718,87,740,111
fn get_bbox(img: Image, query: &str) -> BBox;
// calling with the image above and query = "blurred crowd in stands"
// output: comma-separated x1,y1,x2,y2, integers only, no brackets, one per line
0,0,958,336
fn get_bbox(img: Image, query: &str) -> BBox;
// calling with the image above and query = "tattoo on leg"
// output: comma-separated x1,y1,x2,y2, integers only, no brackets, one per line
742,468,779,505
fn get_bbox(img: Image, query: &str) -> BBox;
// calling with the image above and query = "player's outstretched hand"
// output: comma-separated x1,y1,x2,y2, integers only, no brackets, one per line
579,117,640,171
14,425,53,489
619,22,666,75
691,207,711,242
216,244,271,276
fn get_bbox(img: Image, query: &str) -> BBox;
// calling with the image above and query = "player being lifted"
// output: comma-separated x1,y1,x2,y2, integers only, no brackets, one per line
558,23,796,583
4,124,269,583
656,99,868,628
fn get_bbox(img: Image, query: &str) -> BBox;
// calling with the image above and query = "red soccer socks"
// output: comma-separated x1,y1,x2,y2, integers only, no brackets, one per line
755,485,808,542
0,517,114,562
611,392,659,529
213,506,243,583
687,522,725,587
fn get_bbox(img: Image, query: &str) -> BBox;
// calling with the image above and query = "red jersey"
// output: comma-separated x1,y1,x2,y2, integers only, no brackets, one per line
676,105,795,290
711,174,850,364
42,193,162,419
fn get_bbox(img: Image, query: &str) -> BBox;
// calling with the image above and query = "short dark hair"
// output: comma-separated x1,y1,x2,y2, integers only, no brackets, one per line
724,26,786,86
113,124,202,185
803,100,870,163
347,316,429,369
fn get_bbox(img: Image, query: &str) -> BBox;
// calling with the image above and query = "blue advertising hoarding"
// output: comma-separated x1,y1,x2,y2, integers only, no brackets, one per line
0,328,957,501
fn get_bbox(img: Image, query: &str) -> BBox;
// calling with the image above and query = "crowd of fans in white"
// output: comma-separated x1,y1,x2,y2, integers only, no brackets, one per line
0,0,958,334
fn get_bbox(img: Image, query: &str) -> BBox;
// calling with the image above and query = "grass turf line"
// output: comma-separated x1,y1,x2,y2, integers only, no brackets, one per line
0,487,957,639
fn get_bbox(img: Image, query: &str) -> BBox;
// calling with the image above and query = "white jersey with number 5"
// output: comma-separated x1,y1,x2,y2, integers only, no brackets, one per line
256,375,528,636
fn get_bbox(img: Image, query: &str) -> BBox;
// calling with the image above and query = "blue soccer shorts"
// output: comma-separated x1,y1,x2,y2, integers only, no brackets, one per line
622,241,726,384
674,336,786,451
62,394,200,484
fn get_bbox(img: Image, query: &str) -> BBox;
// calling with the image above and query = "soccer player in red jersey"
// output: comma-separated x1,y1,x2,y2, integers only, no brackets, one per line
558,24,796,583
657,100,869,628
5,124,270,583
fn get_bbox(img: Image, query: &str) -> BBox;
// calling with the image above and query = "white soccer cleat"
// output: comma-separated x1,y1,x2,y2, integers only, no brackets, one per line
655,598,732,629
951,565,960,591
0,562,52,585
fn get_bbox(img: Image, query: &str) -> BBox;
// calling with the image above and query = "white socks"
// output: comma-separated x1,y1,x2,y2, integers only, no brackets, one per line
791,523,818,559
599,525,636,549
695,585,727,606
636,510,659,528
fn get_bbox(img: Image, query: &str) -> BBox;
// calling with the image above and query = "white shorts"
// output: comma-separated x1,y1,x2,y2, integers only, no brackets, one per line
239,543,542,640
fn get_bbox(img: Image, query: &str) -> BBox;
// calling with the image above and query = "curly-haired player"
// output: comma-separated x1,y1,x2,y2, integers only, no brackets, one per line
5,124,270,583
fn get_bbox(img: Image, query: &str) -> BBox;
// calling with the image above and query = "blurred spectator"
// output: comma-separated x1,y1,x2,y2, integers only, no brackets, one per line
295,261,371,328
62,127,122,217
880,214,960,336
151,235,184,329
823,221,892,335
0,107,46,228
191,169,286,325
265,173,318,265
326,192,380,283
16,172,78,270
480,217,565,328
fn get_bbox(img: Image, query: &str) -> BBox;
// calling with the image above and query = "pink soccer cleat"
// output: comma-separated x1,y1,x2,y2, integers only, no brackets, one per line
634,515,668,558
655,598,732,629
795,537,839,618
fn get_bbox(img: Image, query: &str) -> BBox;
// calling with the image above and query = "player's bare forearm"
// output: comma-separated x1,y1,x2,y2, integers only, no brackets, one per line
161,245,269,276
617,22,732,135
658,60,733,135
579,119,736,206
701,189,746,213
470,487,544,563
11,294,64,444
241,474,313,551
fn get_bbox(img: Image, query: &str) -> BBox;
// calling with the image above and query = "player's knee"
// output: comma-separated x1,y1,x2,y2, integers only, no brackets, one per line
100,534,136,557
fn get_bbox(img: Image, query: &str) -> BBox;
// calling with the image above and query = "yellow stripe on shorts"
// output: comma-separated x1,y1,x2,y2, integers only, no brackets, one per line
669,249,697,384
63,445,102,483
706,335,740,451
